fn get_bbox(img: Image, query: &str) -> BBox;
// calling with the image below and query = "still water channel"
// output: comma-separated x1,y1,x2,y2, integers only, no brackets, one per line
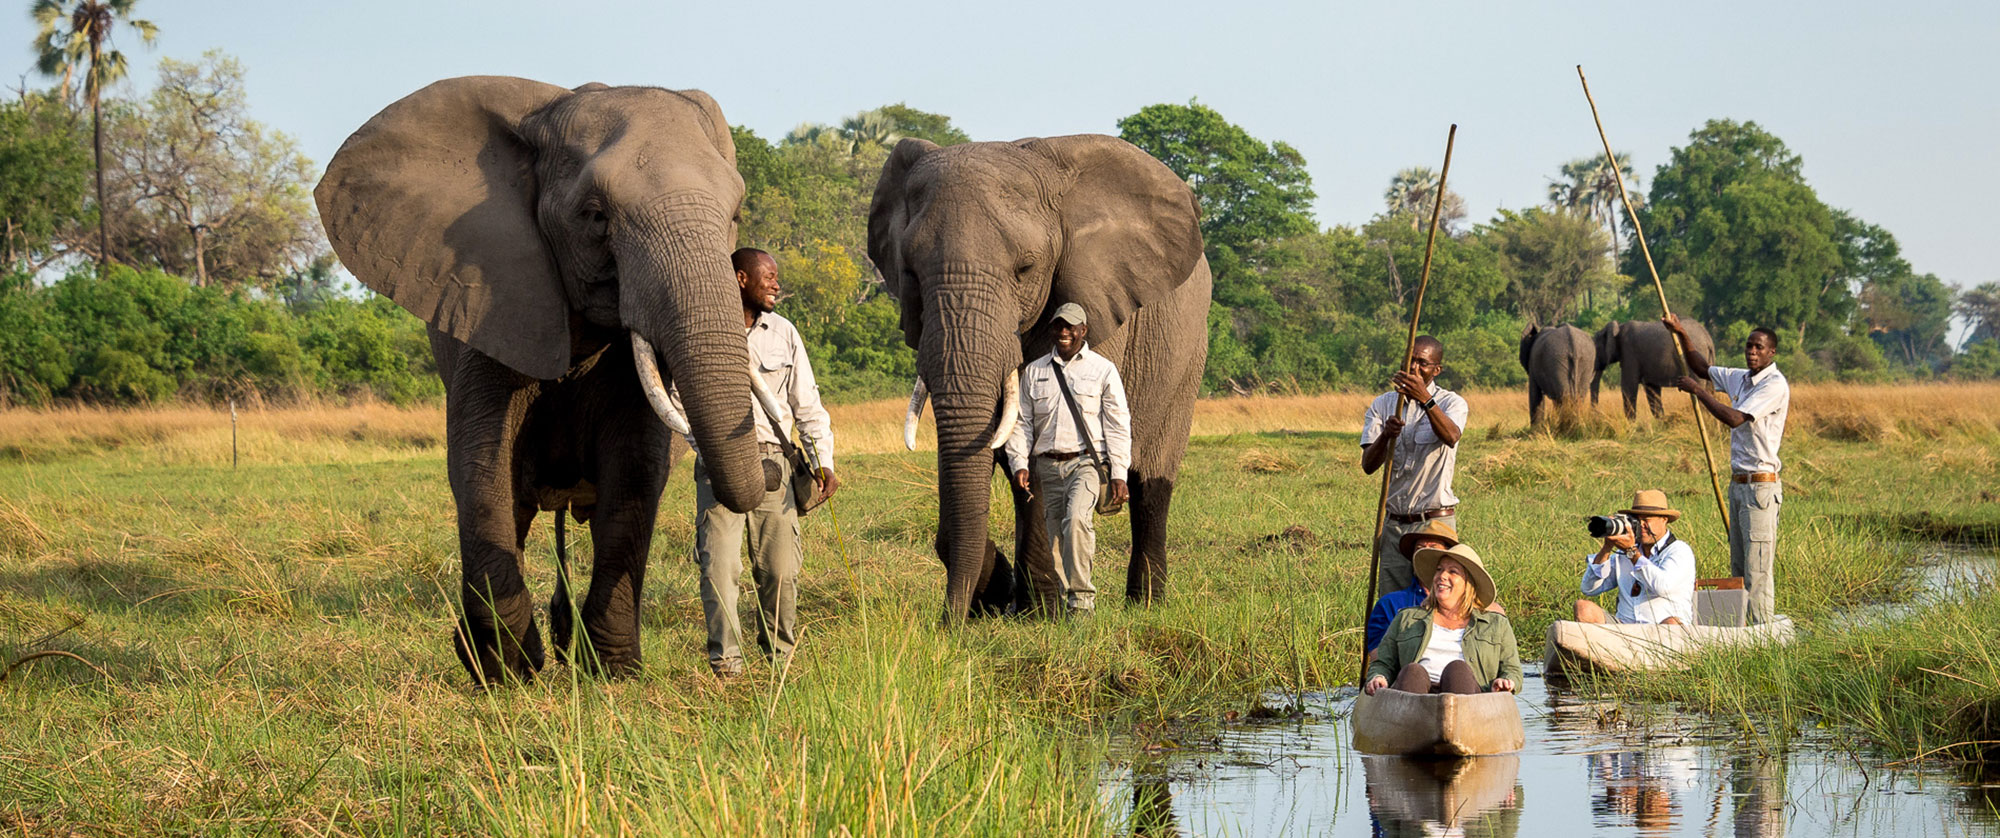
1102,551,2000,837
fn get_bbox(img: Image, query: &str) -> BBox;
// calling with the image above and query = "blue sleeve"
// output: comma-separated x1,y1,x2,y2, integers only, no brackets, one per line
1365,598,1397,652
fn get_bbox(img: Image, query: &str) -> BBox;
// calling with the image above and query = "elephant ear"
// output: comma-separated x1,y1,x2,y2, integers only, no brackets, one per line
1519,325,1539,371
315,76,573,380
1596,321,1622,366
868,137,942,348
1022,134,1202,339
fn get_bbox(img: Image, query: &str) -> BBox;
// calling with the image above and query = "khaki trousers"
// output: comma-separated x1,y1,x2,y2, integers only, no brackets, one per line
1728,480,1782,624
1374,512,1458,595
1033,456,1100,612
694,454,801,671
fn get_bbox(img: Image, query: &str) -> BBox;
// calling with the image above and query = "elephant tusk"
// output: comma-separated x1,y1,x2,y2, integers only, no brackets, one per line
903,377,928,451
987,372,1019,450
748,357,788,435
631,333,692,437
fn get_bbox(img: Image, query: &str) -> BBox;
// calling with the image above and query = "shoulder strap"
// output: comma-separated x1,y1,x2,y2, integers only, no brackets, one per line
754,381,803,461
1050,362,1103,464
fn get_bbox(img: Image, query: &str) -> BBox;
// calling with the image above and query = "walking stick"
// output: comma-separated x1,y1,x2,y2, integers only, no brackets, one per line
1360,124,1456,685
1576,66,1730,531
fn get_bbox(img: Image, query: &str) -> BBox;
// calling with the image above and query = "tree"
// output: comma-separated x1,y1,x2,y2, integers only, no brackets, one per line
1383,167,1467,234
1958,282,2000,350
1547,153,1639,264
31,0,157,266
1630,120,1841,342
874,103,970,146
1116,100,1316,255
105,51,324,288
1481,208,1617,326
0,94,91,270
1858,271,1955,370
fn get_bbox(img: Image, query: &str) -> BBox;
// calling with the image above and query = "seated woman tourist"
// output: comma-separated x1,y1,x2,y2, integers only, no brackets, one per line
1574,489,1695,626
1364,542,1522,695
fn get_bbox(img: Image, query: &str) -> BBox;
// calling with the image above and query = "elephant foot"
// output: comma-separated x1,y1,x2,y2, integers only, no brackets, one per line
453,615,546,686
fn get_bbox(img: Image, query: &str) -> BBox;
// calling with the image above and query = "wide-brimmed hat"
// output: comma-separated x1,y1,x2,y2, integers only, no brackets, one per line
1397,519,1462,559
1619,489,1682,521
1412,542,1496,608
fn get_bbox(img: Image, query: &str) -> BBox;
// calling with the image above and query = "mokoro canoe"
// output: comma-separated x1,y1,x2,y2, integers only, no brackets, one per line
1350,688,1525,756
1543,616,1796,678
1363,754,1522,831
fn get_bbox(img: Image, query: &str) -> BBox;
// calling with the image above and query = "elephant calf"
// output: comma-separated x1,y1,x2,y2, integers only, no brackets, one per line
1520,324,1595,426
1593,318,1715,420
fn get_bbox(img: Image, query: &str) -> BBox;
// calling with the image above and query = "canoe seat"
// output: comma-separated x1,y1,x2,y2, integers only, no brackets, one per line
1694,577,1748,627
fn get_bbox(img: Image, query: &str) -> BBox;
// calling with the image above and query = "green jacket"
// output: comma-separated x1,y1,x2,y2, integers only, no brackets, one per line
1366,606,1523,692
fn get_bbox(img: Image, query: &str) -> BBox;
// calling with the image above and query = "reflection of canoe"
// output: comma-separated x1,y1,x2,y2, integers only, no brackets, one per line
1351,688,1525,756
1543,617,1795,677
1364,754,1522,831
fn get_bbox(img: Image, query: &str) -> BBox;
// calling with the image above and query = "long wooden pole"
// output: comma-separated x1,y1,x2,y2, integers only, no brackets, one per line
1361,124,1456,684
1576,66,1729,531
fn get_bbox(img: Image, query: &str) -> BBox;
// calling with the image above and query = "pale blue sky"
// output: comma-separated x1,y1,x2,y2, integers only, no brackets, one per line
7,0,1994,297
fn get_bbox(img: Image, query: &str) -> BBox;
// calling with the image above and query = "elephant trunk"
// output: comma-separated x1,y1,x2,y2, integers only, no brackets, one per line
617,201,764,513
923,277,1024,621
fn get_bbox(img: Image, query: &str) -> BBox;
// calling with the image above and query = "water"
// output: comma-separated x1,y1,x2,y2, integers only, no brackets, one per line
1102,547,2000,837
1105,674,1999,836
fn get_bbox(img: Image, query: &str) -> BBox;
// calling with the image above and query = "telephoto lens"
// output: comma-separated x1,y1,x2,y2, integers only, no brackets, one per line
1587,514,1633,539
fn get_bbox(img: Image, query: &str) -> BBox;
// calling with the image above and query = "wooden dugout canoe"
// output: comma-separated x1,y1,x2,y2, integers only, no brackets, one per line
1351,688,1525,756
1542,616,1796,678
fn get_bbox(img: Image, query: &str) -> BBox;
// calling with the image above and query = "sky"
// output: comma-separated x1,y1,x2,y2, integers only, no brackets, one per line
6,0,1995,302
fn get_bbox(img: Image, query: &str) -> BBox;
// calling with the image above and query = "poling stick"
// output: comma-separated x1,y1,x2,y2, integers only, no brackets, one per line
1360,124,1456,685
1576,66,1730,531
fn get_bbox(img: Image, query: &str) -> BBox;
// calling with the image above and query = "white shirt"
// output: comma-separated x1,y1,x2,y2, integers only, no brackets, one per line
1416,626,1465,684
1358,383,1467,514
1580,532,1696,624
670,312,835,471
1004,344,1133,480
1709,363,1789,474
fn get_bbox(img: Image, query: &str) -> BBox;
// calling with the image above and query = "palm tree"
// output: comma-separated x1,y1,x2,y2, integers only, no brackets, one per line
838,109,903,156
32,0,158,267
1548,154,1639,265
1382,167,1466,233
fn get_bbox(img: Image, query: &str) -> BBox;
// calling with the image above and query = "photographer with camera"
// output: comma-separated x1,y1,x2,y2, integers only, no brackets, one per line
1574,490,1695,625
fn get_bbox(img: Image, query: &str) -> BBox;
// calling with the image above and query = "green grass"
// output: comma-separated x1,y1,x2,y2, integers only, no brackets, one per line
0,396,1996,834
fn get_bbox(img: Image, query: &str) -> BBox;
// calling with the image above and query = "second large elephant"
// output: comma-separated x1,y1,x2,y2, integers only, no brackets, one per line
1519,324,1595,425
316,78,768,684
868,135,1211,620
1593,318,1715,419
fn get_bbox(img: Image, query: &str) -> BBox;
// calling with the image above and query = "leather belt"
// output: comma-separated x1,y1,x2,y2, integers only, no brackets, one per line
1039,450,1081,462
1732,472,1779,483
1388,507,1455,524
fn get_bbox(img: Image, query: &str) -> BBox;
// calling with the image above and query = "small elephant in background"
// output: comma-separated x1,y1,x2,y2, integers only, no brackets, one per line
1593,318,1715,419
1519,324,1596,425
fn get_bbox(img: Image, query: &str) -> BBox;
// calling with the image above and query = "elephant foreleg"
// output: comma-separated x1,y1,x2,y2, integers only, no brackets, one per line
578,426,670,677
1527,380,1544,426
1003,449,1060,617
446,358,544,686
1645,384,1665,419
1127,473,1174,604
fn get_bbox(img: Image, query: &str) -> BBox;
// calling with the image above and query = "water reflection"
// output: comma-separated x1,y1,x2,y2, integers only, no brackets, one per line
1130,773,1180,838
1730,753,1787,838
1364,756,1522,837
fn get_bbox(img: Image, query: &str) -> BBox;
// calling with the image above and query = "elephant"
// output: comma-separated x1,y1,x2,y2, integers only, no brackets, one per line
1593,318,1715,420
315,77,771,685
868,134,1211,620
1519,324,1596,425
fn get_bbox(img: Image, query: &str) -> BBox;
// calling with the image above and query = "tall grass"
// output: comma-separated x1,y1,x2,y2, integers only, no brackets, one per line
0,384,1996,832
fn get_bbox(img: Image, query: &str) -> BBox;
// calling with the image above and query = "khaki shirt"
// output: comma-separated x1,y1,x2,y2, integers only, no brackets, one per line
1004,344,1132,480
1709,363,1789,474
1359,384,1466,515
670,312,835,471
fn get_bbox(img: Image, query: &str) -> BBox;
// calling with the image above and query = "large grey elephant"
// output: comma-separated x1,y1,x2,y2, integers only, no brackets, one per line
1519,324,1595,425
1593,318,1715,419
316,78,769,684
868,135,1211,620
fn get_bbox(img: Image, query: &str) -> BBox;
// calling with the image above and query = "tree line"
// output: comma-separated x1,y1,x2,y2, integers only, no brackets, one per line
3,13,1997,405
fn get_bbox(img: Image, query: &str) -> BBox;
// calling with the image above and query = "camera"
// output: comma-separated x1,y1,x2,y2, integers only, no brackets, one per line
1587,513,1636,539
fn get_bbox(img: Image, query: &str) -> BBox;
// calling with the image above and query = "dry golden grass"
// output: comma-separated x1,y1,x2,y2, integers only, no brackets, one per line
1,381,1994,464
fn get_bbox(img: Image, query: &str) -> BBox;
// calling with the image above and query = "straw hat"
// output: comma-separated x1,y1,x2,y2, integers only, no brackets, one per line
1412,542,1496,607
1397,518,1462,559
1618,489,1682,521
